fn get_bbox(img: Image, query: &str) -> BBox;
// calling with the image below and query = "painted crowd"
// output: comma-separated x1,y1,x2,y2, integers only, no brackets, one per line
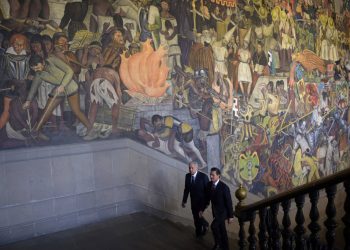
0,0,350,197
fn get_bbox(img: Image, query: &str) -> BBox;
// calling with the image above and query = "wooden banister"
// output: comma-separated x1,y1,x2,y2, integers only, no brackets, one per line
235,168,350,217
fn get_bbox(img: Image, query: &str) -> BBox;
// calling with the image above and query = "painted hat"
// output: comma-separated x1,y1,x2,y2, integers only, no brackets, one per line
194,69,208,79
180,122,192,134
280,9,287,21
327,17,334,28
243,28,252,44
224,26,237,43
244,5,255,14
258,7,268,19
253,0,262,6
318,14,328,27
271,6,281,21
164,116,174,128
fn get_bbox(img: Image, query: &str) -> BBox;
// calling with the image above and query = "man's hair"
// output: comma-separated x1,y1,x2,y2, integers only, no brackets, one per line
277,80,284,87
52,32,68,45
267,81,274,90
210,167,221,176
151,114,163,124
9,33,28,47
189,161,199,168
29,54,44,67
42,35,52,43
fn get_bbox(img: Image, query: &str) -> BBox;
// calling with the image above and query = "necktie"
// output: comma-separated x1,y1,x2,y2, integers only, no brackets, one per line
211,183,216,191
191,175,195,184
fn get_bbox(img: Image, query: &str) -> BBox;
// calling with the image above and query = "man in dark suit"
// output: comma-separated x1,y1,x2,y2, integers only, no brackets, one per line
200,167,234,250
182,161,209,238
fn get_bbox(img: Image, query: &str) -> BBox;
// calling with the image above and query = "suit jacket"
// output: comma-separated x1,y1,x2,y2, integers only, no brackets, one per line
182,171,209,210
205,180,234,220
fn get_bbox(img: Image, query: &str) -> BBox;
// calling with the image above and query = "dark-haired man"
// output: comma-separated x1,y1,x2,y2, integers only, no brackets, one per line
22,54,95,140
182,161,209,238
102,28,125,71
200,167,234,250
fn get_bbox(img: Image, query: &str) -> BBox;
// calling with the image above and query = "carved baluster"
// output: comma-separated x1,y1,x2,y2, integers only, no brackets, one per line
281,199,292,250
294,195,306,250
258,207,268,250
239,217,247,250
324,185,337,250
343,180,350,250
308,190,321,250
270,203,281,250
248,211,257,250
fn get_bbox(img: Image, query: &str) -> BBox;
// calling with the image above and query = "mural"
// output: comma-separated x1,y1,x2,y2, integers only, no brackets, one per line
0,0,349,198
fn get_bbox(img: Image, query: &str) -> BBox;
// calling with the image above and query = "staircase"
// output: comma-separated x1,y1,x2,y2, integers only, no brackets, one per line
0,212,237,250
234,168,350,250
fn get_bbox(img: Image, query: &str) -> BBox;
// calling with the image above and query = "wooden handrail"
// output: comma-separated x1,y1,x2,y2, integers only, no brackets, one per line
235,167,350,216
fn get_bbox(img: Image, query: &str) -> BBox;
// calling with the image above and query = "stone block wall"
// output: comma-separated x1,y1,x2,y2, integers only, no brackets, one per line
0,139,196,245
0,139,346,245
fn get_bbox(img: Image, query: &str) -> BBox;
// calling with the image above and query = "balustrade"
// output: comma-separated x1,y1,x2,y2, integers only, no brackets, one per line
234,168,350,250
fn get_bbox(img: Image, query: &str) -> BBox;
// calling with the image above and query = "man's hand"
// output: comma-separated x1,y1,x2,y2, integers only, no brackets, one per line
56,85,65,94
181,202,186,208
22,101,31,110
227,218,234,224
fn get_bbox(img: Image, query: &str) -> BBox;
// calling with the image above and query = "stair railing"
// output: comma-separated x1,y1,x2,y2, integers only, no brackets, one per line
234,167,350,250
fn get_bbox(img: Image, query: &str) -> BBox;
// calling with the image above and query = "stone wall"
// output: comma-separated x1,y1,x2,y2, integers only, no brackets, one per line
0,139,196,245
0,139,347,245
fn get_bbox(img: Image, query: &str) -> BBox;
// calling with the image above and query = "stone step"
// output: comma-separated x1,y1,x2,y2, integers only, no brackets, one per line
0,212,218,250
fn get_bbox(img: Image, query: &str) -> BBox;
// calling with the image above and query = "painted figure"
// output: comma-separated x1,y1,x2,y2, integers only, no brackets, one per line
59,0,88,41
0,34,30,131
90,0,115,34
22,55,93,140
86,66,122,138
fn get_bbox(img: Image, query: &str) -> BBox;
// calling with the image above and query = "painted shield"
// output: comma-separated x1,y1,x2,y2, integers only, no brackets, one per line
238,151,260,184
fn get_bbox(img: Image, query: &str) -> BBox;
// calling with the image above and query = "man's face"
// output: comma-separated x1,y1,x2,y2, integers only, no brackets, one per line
31,63,45,72
189,163,198,175
152,118,163,129
56,37,68,51
113,31,124,45
90,47,102,57
210,170,220,182
31,42,42,54
43,40,52,53
12,38,25,54
161,1,169,11
214,6,220,16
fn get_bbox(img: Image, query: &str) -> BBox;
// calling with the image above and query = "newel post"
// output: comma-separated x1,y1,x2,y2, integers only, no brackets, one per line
235,184,248,250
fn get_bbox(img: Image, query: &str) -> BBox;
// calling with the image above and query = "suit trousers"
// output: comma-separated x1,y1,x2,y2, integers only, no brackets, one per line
192,207,208,236
211,217,229,250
